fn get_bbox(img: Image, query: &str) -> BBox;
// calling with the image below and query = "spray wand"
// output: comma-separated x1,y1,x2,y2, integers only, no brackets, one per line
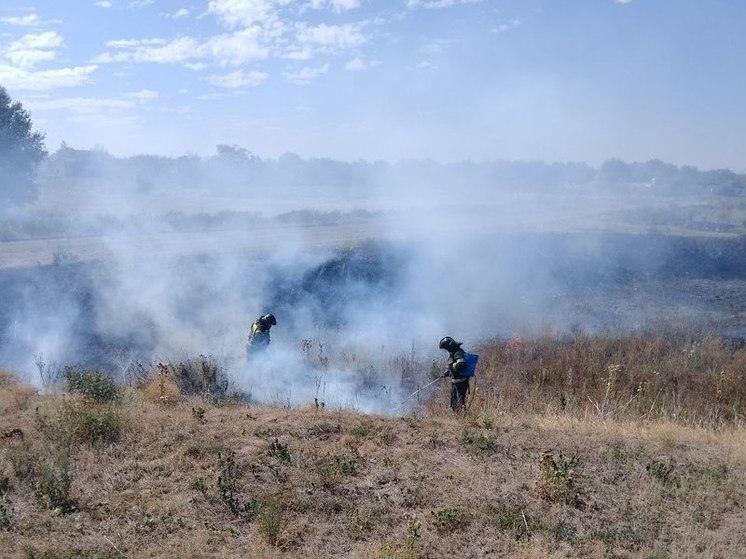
397,372,447,409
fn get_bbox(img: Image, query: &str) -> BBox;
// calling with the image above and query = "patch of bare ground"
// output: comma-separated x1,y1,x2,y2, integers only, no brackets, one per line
1,370,744,559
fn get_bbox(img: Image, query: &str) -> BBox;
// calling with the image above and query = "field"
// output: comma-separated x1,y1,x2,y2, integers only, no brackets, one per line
2,180,746,557
1,334,745,559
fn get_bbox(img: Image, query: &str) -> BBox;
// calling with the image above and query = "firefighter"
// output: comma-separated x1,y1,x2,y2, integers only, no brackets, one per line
439,336,469,412
246,313,276,358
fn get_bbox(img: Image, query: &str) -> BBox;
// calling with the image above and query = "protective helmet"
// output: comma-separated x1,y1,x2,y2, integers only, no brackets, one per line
261,313,276,326
439,336,460,352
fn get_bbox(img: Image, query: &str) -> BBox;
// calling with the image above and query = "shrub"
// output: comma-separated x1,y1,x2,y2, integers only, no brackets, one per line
64,403,121,446
268,438,291,464
35,453,75,512
487,501,530,540
156,355,236,401
36,400,121,448
216,450,258,520
65,369,119,403
258,499,285,546
315,452,358,488
461,429,499,456
431,507,468,533
646,458,681,489
536,450,583,507
7,438,36,480
191,406,206,423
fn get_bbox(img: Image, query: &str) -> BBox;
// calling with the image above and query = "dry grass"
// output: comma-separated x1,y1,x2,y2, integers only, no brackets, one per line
1,329,745,557
0,369,37,416
474,329,746,428
141,375,181,406
1,359,745,559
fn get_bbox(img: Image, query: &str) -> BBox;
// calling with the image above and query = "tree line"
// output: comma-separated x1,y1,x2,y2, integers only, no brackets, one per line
2,84,745,211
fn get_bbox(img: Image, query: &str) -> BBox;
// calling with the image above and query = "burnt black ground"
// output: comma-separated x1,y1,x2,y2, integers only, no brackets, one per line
1,232,745,374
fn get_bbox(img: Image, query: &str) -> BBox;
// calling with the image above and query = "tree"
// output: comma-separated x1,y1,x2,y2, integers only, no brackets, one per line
216,143,251,162
0,85,47,207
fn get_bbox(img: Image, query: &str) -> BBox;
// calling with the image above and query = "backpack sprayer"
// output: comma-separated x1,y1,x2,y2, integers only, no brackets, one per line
397,352,479,409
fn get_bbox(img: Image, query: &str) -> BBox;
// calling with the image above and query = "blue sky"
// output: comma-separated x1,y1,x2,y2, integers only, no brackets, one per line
1,0,745,170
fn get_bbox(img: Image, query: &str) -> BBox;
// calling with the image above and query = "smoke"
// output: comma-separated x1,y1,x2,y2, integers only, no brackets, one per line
1,154,744,414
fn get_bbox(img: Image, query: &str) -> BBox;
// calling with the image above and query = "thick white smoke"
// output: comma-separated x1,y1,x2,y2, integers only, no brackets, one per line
1,154,742,414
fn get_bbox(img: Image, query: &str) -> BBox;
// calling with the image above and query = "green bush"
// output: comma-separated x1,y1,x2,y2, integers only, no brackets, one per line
431,507,468,533
37,401,121,448
268,438,291,464
487,501,530,540
646,458,681,489
164,355,238,401
65,369,119,403
461,429,499,456
258,499,285,546
35,454,75,512
536,450,583,507
70,404,121,446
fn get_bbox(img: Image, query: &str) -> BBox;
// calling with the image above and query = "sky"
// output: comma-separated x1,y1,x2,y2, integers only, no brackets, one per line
1,0,746,170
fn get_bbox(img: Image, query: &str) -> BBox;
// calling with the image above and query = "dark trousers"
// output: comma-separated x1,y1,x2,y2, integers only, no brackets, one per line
450,379,470,411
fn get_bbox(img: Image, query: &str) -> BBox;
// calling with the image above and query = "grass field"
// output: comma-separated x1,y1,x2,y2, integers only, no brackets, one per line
1,329,744,559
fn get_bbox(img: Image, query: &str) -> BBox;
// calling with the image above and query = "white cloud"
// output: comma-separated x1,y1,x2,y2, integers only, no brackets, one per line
407,0,481,8
126,89,159,101
615,0,632,4
304,0,361,12
4,31,65,70
207,0,278,28
207,69,268,87
94,1,113,8
170,8,190,19
93,36,201,64
130,0,154,7
9,31,64,50
414,61,437,70
205,28,269,65
331,0,361,11
295,22,366,50
29,96,136,113
491,19,521,34
5,49,56,69
284,46,313,60
96,29,269,67
344,57,365,71
0,14,41,26
93,3,364,71
418,38,455,55
0,64,97,90
284,63,329,84
106,38,166,48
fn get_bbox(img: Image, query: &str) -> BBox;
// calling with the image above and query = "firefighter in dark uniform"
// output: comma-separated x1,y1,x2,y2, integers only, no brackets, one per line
246,313,276,358
439,336,469,412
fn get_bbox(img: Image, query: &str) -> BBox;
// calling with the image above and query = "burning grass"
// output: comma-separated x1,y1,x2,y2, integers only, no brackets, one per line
1,329,745,558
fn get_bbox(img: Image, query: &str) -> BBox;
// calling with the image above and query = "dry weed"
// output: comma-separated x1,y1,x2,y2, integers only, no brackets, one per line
141,375,181,405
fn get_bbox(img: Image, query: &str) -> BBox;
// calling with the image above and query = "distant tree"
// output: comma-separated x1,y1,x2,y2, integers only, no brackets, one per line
216,143,250,161
597,158,632,187
0,85,47,207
